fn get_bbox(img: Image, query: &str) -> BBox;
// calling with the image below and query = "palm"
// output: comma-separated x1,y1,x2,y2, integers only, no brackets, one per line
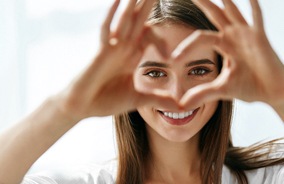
214,26,269,101
88,73,137,116
58,0,178,120
178,0,284,109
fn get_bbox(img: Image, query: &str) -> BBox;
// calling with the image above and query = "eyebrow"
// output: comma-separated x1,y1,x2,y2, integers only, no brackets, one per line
185,59,216,67
139,61,168,68
139,59,215,68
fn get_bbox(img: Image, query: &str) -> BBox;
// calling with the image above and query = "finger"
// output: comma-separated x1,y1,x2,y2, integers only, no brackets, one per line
179,81,227,110
116,0,137,40
250,0,264,29
136,0,144,8
142,27,169,59
131,0,156,39
172,30,221,62
222,0,248,25
101,0,121,44
192,0,230,30
137,90,182,111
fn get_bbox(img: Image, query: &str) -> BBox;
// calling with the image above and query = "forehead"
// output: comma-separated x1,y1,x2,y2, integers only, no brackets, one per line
153,24,196,51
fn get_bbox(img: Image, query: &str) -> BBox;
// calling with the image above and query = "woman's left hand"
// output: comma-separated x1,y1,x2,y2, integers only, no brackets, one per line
173,0,284,119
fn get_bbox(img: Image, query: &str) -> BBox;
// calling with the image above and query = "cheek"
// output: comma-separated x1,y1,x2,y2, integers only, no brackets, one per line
133,70,155,94
200,103,219,126
137,106,155,123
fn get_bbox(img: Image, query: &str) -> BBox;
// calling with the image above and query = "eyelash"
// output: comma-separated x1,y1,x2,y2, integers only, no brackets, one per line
188,67,212,76
144,67,212,79
144,70,167,78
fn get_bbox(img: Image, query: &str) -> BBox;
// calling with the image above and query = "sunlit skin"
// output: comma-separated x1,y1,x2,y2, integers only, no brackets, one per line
1,0,284,183
136,25,218,142
135,24,219,183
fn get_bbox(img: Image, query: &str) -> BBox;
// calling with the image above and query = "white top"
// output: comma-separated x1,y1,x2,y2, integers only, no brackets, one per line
22,160,284,184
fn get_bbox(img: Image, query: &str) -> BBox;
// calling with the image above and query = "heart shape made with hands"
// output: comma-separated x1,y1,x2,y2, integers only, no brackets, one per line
94,0,281,117
132,0,279,111
133,29,226,111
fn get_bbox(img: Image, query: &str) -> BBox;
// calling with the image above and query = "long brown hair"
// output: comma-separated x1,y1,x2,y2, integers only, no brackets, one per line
114,1,284,184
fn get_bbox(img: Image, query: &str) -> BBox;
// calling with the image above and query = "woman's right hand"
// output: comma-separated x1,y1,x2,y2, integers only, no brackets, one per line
56,0,179,121
1,2,182,183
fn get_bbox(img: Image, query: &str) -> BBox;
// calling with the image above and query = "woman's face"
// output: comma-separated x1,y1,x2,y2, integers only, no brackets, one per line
135,24,219,143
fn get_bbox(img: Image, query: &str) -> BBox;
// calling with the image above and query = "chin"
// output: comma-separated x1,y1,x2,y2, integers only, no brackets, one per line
159,129,199,143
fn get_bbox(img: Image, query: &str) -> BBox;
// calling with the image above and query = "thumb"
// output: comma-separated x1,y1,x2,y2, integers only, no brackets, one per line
136,89,182,111
179,81,227,110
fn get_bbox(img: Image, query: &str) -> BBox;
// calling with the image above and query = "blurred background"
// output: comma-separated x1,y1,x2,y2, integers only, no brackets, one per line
0,0,283,174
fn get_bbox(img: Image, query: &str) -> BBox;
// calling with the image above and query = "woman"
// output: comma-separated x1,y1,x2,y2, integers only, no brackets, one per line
0,0,284,183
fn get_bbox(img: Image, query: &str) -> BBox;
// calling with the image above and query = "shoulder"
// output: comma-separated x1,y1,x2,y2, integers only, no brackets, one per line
244,142,284,183
222,143,284,184
22,160,117,184
245,164,284,183
222,164,284,184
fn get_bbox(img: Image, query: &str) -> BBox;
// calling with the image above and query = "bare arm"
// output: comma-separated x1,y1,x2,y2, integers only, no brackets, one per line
0,0,175,183
0,96,77,184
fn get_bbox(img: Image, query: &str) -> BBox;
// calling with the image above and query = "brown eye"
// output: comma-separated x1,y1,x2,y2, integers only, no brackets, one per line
189,68,211,76
145,70,166,78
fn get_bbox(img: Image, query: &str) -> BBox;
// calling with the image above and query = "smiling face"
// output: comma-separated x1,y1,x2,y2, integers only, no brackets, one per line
134,24,219,143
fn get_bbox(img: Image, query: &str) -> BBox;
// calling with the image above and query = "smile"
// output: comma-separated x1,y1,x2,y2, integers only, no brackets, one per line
158,108,199,126
162,110,194,119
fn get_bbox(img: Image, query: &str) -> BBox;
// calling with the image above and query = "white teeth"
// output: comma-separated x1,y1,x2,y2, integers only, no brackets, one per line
162,110,194,119
178,113,185,119
173,113,179,119
185,111,189,117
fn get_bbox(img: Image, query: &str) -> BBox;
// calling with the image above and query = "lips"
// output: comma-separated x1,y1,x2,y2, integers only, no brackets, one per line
158,108,199,126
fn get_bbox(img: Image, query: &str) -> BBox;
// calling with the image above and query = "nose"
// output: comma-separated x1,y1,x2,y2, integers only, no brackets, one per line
170,77,187,101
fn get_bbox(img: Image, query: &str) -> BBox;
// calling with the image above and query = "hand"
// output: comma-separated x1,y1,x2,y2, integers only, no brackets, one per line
173,0,284,112
56,0,180,120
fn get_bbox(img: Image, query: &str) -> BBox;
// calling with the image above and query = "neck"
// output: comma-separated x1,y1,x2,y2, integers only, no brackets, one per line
145,125,201,183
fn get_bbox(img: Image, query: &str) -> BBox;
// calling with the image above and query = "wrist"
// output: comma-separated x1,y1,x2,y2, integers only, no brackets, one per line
47,94,81,127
